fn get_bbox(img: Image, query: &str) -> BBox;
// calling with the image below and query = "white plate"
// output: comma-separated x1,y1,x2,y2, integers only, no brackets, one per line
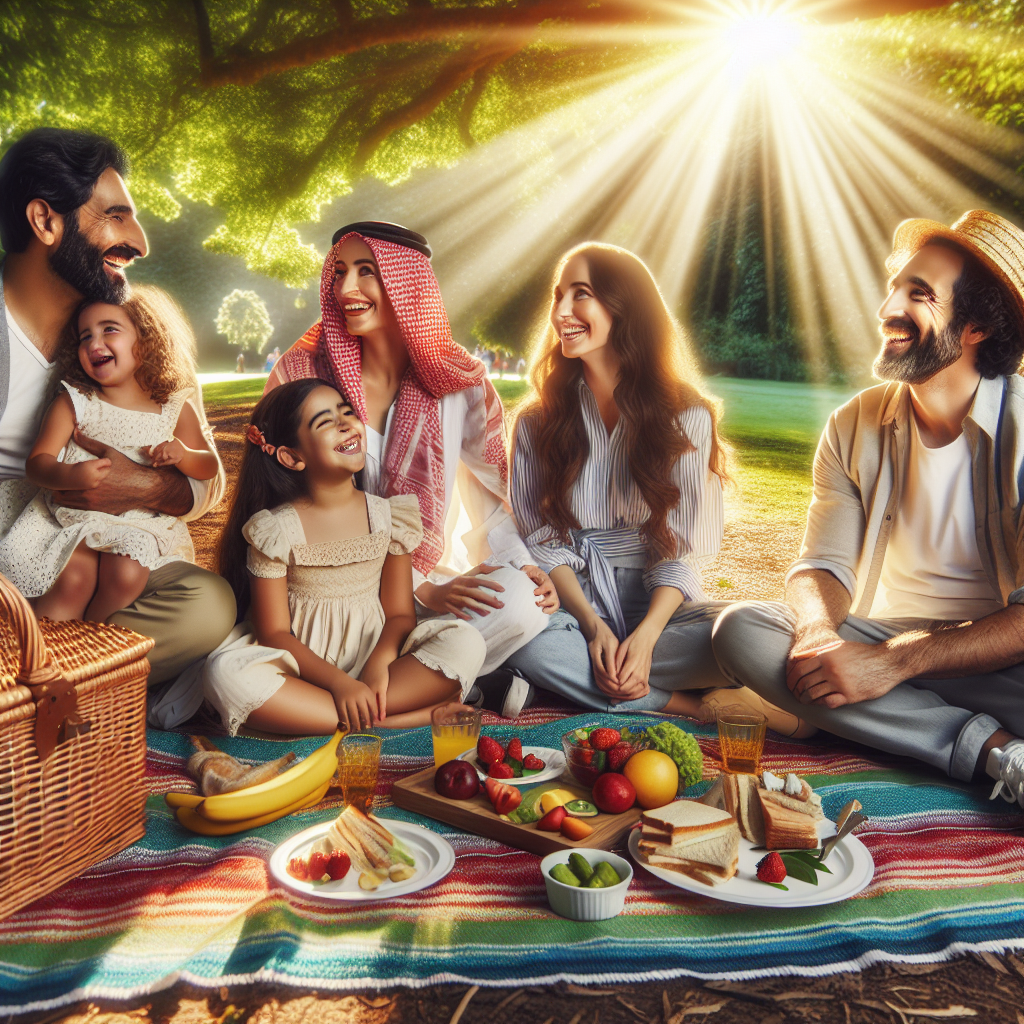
628,818,874,908
458,745,567,786
269,819,455,902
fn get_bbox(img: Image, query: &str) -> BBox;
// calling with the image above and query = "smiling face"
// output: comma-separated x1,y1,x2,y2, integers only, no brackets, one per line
331,235,398,338
874,243,967,384
76,302,141,388
49,168,148,304
285,384,366,478
551,254,614,361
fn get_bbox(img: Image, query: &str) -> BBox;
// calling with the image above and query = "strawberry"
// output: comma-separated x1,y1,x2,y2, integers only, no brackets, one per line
578,747,594,765
522,753,545,771
507,737,523,762
477,735,506,766
756,852,787,884
537,805,568,831
484,777,522,815
287,857,310,881
488,761,515,779
577,737,591,748
307,850,330,881
325,850,351,881
560,816,594,841
606,742,634,772
589,728,621,751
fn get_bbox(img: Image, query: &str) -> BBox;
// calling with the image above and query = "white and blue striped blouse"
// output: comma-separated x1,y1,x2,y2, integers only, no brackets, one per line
511,377,723,634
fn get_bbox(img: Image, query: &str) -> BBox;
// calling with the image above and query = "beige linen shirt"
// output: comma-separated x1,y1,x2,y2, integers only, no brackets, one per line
787,374,1024,616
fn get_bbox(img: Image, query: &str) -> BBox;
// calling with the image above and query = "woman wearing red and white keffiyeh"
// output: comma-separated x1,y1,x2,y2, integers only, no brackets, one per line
268,222,556,717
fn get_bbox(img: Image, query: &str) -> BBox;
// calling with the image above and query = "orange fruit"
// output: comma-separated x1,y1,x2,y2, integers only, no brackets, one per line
623,750,679,809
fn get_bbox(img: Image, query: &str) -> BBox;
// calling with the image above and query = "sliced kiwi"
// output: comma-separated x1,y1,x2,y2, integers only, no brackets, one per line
564,799,598,817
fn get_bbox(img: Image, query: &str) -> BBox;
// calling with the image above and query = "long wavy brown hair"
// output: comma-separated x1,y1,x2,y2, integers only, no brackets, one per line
57,284,198,405
514,242,730,565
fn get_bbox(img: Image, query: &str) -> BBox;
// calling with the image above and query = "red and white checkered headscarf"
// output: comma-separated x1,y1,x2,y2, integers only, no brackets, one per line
277,233,507,575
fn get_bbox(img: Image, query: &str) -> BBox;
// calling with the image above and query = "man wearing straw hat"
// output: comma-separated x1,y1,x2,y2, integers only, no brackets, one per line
713,210,1024,808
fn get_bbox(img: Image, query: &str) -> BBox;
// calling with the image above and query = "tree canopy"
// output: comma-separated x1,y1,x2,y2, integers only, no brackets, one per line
0,0,954,290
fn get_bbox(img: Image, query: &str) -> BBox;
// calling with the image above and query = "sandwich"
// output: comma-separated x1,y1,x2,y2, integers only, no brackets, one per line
700,772,764,845
638,799,739,886
311,804,416,887
757,771,821,849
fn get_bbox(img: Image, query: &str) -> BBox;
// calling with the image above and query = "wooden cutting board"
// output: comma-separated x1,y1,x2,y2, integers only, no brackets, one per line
390,766,643,857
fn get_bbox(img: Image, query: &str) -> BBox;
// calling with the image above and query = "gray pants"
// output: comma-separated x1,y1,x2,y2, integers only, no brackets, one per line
503,565,732,713
712,601,1024,781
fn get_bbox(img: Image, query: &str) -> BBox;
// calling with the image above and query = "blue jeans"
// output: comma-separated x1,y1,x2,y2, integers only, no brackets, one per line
502,566,731,713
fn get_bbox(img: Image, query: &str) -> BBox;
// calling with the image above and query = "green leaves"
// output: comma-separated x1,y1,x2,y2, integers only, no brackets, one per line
780,850,833,886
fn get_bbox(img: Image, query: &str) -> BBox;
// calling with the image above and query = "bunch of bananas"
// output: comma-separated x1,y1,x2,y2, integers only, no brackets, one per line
166,730,344,835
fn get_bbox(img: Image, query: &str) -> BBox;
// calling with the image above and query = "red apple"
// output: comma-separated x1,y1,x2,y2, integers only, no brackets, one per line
434,759,480,800
592,772,636,814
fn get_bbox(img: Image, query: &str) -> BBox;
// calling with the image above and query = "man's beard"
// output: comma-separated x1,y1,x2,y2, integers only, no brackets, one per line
872,316,963,384
48,211,130,304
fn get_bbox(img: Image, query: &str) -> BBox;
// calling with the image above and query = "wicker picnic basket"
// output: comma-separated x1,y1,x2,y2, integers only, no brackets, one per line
0,572,153,919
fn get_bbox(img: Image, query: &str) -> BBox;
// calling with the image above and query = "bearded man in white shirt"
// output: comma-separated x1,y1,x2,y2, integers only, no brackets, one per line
713,210,1024,810
0,127,235,686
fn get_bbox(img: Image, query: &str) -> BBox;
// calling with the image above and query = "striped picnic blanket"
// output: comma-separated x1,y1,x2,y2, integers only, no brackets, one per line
1,708,1022,1015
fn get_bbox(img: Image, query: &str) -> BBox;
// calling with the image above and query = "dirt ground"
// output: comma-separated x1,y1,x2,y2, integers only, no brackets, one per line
31,397,1018,1024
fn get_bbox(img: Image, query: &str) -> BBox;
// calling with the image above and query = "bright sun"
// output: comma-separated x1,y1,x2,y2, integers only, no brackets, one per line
720,10,802,70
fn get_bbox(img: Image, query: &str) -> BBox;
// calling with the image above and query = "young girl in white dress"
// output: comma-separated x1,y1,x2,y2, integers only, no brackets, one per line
204,378,485,735
0,286,217,622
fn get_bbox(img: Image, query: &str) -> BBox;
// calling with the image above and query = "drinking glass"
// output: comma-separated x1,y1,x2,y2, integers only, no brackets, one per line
716,705,767,775
335,733,382,810
431,703,482,769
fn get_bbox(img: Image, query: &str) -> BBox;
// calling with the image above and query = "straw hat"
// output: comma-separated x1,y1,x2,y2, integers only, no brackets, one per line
888,210,1024,330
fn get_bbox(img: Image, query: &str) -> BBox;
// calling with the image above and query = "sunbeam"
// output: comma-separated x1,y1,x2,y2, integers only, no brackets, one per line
335,0,1024,379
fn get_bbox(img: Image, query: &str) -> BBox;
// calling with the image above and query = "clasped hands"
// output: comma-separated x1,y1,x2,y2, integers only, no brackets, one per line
786,628,909,708
417,562,559,620
332,660,389,732
585,618,658,703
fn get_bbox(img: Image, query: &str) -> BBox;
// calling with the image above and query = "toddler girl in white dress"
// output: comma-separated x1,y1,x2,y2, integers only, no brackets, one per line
0,286,217,621
204,378,484,735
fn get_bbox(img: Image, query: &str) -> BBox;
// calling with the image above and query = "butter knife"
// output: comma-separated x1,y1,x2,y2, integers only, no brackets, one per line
819,811,868,862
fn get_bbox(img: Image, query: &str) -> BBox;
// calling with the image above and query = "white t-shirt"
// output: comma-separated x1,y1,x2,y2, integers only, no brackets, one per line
0,307,55,480
870,413,1003,621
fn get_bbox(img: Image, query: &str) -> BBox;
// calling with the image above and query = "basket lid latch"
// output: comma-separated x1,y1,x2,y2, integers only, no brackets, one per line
32,677,91,763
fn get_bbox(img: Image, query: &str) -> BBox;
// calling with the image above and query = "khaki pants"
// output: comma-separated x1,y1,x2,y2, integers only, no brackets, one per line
109,561,236,686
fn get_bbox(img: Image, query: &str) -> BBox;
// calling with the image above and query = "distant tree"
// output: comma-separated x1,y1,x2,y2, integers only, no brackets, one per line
215,289,273,353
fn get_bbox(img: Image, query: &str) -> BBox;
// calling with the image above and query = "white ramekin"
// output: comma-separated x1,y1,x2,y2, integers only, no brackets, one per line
540,848,633,921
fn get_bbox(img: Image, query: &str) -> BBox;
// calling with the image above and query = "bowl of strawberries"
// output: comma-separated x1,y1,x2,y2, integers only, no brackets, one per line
561,725,650,786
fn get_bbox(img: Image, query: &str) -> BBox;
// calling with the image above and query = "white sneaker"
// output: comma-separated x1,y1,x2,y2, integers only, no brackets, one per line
472,669,534,720
988,740,1024,808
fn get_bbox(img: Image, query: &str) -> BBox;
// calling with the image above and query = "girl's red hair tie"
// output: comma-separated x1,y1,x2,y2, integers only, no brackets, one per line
246,424,276,456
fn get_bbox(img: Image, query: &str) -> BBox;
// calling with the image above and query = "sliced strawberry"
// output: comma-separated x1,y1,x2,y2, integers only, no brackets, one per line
537,805,568,831
589,728,621,751
488,761,515,779
522,753,545,771
507,737,523,762
477,735,506,766
325,850,351,881
287,857,310,881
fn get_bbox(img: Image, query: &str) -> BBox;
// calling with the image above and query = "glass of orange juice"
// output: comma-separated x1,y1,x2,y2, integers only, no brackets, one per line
716,705,767,775
335,733,382,810
431,703,482,769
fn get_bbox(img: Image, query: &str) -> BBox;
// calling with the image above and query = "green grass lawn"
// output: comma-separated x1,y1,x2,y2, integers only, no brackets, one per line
202,376,861,524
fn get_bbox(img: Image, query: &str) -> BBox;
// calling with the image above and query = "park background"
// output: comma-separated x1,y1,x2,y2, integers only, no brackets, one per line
8,0,1024,596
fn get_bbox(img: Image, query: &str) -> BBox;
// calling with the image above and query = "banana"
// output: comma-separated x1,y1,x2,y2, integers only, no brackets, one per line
176,780,330,836
165,791,204,810
198,730,343,822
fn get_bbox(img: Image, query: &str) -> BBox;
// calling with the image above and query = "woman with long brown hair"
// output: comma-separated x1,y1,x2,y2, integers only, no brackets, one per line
503,242,811,732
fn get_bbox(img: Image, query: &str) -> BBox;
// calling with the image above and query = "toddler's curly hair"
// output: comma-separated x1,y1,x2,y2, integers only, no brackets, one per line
57,284,198,405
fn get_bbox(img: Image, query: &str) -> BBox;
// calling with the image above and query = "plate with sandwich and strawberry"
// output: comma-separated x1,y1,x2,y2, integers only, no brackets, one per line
269,803,455,901
628,770,873,908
